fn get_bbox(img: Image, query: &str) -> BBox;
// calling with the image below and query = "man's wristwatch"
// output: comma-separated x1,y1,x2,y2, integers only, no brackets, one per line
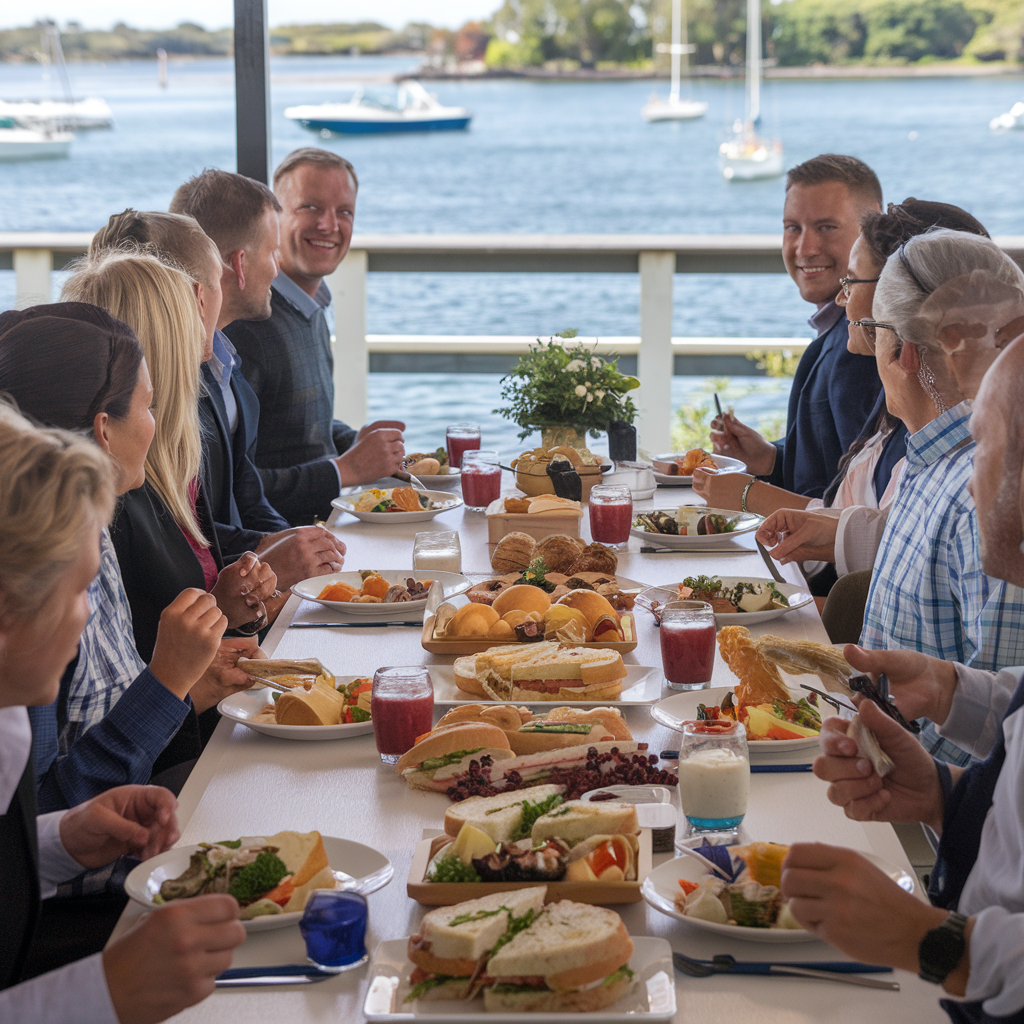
918,911,968,984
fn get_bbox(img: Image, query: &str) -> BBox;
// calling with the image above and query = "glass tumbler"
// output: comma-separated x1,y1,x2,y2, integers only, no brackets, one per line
460,450,502,511
588,484,633,547
446,422,481,469
412,531,462,574
677,719,750,835
299,890,368,972
371,667,434,765
660,600,717,691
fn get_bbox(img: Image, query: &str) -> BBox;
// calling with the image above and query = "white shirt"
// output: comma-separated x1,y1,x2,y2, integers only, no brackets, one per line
0,705,118,1023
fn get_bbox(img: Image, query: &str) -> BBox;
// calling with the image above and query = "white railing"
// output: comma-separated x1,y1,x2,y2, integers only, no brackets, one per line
6,231,1024,450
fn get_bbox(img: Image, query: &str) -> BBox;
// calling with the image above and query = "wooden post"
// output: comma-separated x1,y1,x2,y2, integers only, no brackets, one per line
326,249,368,428
637,251,675,453
233,0,271,183
14,249,51,307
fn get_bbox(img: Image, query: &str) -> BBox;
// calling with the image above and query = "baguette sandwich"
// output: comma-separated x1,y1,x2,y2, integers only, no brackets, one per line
406,887,548,1001
530,800,639,847
394,723,515,789
443,785,567,842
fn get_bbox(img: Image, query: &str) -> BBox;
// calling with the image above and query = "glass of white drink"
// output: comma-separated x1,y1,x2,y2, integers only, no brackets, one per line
677,719,749,836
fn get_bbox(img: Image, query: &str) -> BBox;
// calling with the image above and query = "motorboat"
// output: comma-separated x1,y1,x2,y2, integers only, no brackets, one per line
990,101,1024,131
0,118,72,161
718,0,784,181
0,97,113,130
285,80,471,135
642,0,708,122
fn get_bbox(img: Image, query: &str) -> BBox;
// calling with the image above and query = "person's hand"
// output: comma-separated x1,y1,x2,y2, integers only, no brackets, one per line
148,589,228,701
335,426,405,486
780,842,953,976
188,637,265,714
813,699,945,830
255,525,346,590
356,419,405,441
757,507,839,564
103,895,246,1024
710,412,777,476
845,643,958,726
59,785,179,868
692,468,750,511
211,551,277,629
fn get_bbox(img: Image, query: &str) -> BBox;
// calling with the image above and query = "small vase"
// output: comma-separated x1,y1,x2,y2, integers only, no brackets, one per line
541,425,589,451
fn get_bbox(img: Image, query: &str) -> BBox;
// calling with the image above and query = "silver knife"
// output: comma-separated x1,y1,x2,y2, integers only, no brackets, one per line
215,965,332,987
288,620,423,629
767,965,899,990
425,580,445,617
756,537,788,584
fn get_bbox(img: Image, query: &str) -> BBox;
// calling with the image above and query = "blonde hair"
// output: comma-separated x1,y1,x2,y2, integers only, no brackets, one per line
0,402,116,618
62,249,209,546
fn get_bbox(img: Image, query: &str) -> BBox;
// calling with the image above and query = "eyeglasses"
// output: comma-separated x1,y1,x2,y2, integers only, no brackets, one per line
849,318,900,351
838,275,880,299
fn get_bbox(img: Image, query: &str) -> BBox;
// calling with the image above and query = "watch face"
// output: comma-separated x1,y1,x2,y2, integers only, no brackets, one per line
920,921,966,980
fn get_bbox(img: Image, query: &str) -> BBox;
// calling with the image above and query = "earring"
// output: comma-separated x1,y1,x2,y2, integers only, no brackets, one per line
917,360,946,413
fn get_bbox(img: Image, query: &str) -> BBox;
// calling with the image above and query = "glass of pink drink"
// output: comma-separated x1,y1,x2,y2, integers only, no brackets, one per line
446,423,481,469
461,450,502,511
588,484,632,548
371,667,434,765
660,601,717,692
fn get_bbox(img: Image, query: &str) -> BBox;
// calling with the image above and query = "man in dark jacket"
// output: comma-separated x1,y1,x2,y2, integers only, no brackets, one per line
711,154,884,499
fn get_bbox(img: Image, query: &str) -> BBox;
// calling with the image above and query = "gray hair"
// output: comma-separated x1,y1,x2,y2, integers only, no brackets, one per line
874,228,1024,353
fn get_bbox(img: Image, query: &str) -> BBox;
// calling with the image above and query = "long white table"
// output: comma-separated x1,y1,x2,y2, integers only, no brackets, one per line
110,481,945,1023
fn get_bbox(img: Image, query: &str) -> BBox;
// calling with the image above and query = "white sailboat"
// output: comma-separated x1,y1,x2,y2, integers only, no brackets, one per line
642,0,708,122
719,0,784,181
0,117,72,161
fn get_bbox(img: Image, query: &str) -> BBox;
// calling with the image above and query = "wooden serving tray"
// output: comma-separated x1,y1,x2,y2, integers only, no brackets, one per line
406,829,652,906
420,613,638,655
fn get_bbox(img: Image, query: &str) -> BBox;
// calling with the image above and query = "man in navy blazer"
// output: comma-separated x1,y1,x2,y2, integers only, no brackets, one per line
712,154,884,500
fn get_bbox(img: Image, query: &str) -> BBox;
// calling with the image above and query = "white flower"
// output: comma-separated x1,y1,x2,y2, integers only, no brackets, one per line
595,390,605,400
574,384,587,397
591,357,603,370
584,381,591,388
586,392,594,402
565,359,584,372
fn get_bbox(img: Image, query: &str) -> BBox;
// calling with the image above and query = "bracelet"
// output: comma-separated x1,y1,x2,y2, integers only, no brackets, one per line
740,478,757,513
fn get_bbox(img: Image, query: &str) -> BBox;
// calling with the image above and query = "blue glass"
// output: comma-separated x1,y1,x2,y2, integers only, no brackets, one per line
299,891,368,973
685,813,745,832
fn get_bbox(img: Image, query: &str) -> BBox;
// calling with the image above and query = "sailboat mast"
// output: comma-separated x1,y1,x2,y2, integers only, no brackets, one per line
746,0,761,126
669,0,681,103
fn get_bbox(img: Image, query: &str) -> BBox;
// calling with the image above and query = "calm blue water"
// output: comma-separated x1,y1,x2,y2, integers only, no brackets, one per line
2,55,1021,446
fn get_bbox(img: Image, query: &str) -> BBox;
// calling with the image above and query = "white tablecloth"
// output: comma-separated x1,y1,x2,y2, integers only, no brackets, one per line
109,480,945,1023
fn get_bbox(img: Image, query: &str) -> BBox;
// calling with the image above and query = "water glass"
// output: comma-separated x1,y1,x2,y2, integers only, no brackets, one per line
300,890,368,972
660,600,717,691
461,449,502,511
371,667,434,765
446,422,481,469
413,531,462,574
677,719,749,835
588,484,633,547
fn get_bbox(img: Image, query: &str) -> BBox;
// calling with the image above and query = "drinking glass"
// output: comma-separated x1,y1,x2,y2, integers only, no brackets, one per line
460,450,502,511
299,890,368,972
660,600,716,691
677,719,749,835
588,484,633,547
371,667,434,765
413,531,462,574
446,423,481,469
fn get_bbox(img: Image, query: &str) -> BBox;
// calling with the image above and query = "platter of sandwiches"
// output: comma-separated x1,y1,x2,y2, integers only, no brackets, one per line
407,789,652,905
362,887,676,1020
124,830,394,932
430,643,660,705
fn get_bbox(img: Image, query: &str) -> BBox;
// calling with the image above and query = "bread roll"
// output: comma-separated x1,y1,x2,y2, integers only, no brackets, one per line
492,584,551,618
448,603,501,637
535,534,585,573
555,590,619,629
491,532,536,574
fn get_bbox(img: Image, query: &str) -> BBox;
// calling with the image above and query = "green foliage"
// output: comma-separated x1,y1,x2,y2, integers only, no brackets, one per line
427,853,481,883
227,851,288,905
495,335,639,440
746,349,802,378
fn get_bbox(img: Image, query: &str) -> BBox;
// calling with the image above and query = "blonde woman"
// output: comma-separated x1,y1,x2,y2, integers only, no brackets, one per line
0,403,244,1021
62,249,277,662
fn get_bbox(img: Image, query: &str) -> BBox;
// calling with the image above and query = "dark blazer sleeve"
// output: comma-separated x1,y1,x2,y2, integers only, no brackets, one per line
232,368,290,534
333,420,357,454
827,345,884,459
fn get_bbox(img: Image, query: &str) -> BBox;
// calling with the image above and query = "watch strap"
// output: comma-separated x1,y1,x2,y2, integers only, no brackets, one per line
919,911,968,984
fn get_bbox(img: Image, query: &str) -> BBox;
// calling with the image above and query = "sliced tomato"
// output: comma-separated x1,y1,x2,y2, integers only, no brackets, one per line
263,876,295,906
678,879,699,895
588,839,628,878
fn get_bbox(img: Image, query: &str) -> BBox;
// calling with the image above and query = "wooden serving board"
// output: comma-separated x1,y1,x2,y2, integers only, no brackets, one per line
406,828,652,906
420,613,638,655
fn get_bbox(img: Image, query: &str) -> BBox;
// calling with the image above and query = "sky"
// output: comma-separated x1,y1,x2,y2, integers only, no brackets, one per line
0,1,498,32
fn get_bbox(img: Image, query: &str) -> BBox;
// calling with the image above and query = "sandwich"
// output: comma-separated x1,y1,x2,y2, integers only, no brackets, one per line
155,830,334,919
481,900,635,1012
394,723,515,790
274,676,346,726
468,643,627,702
406,887,548,1001
530,799,639,847
443,785,567,843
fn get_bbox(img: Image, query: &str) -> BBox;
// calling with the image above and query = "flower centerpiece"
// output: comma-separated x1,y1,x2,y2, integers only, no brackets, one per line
495,331,640,450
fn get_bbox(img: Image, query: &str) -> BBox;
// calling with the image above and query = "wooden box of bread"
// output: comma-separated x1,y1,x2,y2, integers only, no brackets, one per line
512,446,605,503
485,494,582,544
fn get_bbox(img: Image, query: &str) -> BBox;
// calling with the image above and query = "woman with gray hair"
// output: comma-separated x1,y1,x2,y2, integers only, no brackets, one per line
759,227,1024,764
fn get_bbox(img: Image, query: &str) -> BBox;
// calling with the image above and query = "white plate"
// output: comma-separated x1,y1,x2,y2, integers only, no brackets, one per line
363,935,676,1021
650,686,833,755
218,679,375,740
292,570,472,615
332,489,463,523
642,851,915,943
652,454,745,486
430,663,663,707
636,577,813,626
412,471,461,489
631,507,762,549
124,836,394,932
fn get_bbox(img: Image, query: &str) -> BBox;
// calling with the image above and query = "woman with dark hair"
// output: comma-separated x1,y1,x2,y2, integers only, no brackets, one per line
0,304,255,813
